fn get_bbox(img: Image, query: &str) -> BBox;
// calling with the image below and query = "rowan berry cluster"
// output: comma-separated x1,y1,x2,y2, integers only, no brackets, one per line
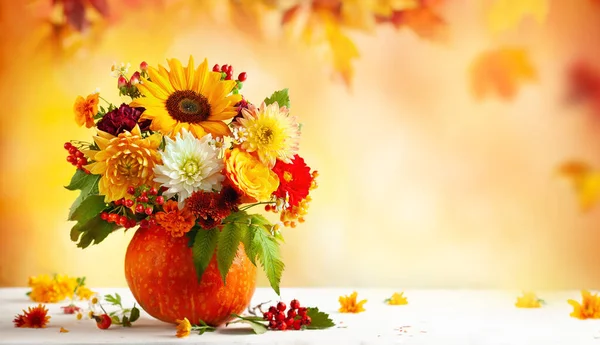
263,299,311,331
64,142,90,173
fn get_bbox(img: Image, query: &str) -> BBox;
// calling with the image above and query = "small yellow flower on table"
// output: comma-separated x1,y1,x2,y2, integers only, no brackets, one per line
386,292,408,305
568,290,600,319
339,291,367,313
175,318,192,338
515,291,542,308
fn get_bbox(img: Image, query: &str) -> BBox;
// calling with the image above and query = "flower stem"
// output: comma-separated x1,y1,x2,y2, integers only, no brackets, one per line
240,201,275,211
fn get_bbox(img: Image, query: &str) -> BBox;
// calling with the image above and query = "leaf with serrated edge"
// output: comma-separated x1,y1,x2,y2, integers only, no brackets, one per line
264,88,290,108
252,227,284,295
69,195,106,222
216,221,243,284
192,228,218,282
305,307,335,329
68,174,100,219
73,216,116,248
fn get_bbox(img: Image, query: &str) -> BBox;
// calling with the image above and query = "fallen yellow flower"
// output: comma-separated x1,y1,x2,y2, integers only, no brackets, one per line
386,292,408,305
568,290,600,319
339,291,367,313
175,317,192,338
515,291,541,308
59,327,69,333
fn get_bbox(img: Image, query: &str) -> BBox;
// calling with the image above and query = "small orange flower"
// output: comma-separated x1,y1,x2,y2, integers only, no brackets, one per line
60,327,69,333
339,291,367,313
74,93,99,128
155,200,196,237
568,290,600,319
515,291,542,308
386,292,408,305
13,304,51,328
175,317,192,338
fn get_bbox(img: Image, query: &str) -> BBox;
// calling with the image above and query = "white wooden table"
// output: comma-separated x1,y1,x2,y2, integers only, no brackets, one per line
1,288,600,344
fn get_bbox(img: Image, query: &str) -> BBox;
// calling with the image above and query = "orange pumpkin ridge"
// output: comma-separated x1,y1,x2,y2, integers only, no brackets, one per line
125,225,257,326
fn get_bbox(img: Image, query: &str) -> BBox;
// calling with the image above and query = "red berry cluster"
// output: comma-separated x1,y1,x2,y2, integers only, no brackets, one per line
212,63,247,82
127,185,164,216
100,211,136,229
64,142,90,174
263,300,311,331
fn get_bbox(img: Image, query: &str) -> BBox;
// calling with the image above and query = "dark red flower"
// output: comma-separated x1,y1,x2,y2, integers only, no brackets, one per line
272,155,312,207
96,103,151,136
186,187,241,230
61,305,83,314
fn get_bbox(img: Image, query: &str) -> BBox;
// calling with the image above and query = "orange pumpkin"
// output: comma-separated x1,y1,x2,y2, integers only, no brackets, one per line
124,225,256,326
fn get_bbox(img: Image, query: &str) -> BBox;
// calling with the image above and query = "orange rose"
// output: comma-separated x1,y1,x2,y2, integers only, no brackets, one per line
74,93,99,128
225,148,279,202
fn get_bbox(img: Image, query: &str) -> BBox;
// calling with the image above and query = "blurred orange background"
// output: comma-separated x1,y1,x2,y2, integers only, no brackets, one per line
1,0,600,289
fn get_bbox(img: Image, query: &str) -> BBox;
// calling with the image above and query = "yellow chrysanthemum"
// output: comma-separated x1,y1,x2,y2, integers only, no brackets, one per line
236,102,299,168
515,291,541,308
339,291,367,313
85,125,162,203
76,286,95,300
130,56,242,138
568,290,600,319
386,292,408,305
28,274,77,303
175,318,192,338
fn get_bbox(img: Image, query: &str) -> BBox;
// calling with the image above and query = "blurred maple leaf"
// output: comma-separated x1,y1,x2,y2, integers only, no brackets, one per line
469,47,537,100
567,60,600,115
55,0,109,32
229,0,279,39
375,0,448,42
487,0,548,34
558,161,600,212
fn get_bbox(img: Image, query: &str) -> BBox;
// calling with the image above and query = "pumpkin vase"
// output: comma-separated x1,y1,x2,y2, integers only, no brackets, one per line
124,224,257,326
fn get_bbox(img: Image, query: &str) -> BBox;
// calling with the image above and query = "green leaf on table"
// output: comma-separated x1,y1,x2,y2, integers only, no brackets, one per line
305,307,335,329
129,305,140,323
122,315,131,327
264,88,290,109
216,217,243,284
227,314,268,334
192,228,218,282
250,223,284,295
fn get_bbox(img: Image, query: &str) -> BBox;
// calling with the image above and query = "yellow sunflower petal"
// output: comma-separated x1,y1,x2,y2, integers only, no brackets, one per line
192,59,209,92
167,58,186,90
189,124,208,138
185,55,195,89
136,78,170,100
199,121,231,137
147,67,175,94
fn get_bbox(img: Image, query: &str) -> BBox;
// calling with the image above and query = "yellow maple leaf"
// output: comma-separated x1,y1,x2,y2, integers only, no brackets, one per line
324,13,360,86
469,47,537,100
487,0,548,34
558,161,600,212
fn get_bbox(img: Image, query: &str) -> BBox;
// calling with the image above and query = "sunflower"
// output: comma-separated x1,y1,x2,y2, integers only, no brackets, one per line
130,56,242,138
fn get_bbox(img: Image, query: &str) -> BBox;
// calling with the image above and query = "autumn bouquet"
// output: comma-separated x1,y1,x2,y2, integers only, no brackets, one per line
65,57,318,326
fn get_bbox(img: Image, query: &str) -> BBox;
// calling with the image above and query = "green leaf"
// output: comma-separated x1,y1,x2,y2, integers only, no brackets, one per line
111,315,121,324
264,88,290,109
122,316,131,327
216,220,243,284
251,227,284,295
105,293,122,306
69,195,106,222
227,314,268,335
65,169,96,191
241,224,256,266
192,228,218,282
238,319,268,334
71,215,116,248
129,305,140,323
68,174,100,219
305,307,335,329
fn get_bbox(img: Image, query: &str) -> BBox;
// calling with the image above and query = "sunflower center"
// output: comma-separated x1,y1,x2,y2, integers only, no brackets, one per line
283,171,293,182
166,90,211,123
256,126,274,144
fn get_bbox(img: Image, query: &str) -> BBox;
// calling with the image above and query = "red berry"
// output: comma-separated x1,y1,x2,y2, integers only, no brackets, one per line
64,142,72,150
221,64,228,72
140,61,148,71
293,319,302,330
278,322,287,331
100,212,109,220
302,315,311,325
225,73,232,80
156,196,165,205
277,302,286,311
75,151,84,158
287,309,297,318
127,219,137,228
135,204,144,213
140,195,149,203
127,186,136,195
66,156,75,163
108,213,118,223
68,147,77,155
119,215,128,226
118,75,128,88
290,299,300,310
114,198,123,206
286,318,294,327
238,72,247,82
95,314,112,329
83,169,91,174
125,199,134,208
269,320,277,329
227,65,233,73
145,206,153,215
263,312,273,320
140,219,149,228
275,312,285,322
298,307,307,317
212,64,220,72
149,187,158,195
268,306,277,314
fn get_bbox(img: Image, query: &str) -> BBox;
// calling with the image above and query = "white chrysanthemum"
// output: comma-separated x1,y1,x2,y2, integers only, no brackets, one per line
153,129,224,207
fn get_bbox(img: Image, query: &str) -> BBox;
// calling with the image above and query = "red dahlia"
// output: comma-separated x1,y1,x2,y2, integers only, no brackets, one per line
272,155,312,207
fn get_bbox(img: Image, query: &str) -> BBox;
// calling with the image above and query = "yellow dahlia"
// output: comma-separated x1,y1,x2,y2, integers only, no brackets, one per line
130,56,242,138
85,125,162,202
234,102,300,168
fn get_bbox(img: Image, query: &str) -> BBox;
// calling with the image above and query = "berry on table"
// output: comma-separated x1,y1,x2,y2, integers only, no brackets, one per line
94,314,112,329
290,299,300,310
277,301,286,311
